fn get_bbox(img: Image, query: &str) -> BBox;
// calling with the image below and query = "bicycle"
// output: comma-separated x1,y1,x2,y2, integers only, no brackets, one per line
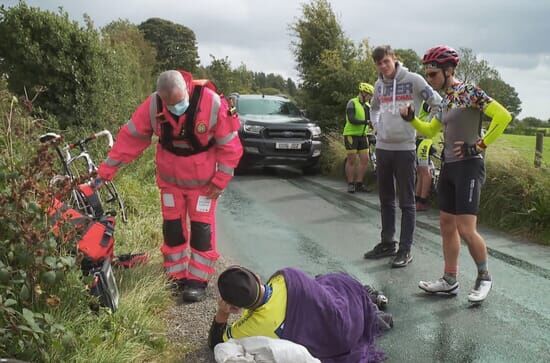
39,130,128,223
366,132,377,176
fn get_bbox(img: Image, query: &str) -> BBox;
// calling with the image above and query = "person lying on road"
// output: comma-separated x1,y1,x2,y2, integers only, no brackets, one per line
208,265,392,363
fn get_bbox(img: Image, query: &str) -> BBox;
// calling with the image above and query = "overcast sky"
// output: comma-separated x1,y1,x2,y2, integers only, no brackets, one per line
3,0,550,119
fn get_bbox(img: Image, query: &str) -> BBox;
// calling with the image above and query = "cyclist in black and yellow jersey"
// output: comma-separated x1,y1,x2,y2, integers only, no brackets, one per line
400,45,512,303
343,82,374,193
208,266,392,361
415,101,438,211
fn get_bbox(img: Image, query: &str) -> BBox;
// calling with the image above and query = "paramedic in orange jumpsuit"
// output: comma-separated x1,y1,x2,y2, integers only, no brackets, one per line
97,70,243,302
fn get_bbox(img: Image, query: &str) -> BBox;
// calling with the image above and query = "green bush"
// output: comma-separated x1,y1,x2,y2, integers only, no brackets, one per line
0,4,153,130
320,131,347,177
505,126,549,136
0,87,89,361
0,82,177,362
480,158,550,244
321,131,376,184
321,130,549,244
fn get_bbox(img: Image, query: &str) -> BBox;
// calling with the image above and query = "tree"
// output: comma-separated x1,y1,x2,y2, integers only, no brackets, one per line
286,77,297,97
522,117,545,128
201,57,296,96
233,63,254,93
102,20,157,98
454,48,523,120
395,48,422,74
206,55,237,95
0,2,107,127
290,0,351,87
0,4,160,129
478,77,522,117
455,47,499,84
290,0,376,128
265,73,286,91
138,18,199,73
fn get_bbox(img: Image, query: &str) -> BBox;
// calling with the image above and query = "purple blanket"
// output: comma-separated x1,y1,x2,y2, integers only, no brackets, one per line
279,268,385,363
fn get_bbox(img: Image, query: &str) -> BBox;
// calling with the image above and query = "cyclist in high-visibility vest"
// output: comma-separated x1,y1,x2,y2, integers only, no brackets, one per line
343,82,374,193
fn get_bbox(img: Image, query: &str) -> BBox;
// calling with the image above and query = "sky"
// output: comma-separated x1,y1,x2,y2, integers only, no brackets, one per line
3,0,550,120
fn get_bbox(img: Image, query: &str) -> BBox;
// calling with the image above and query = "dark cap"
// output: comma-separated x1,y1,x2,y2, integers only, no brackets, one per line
217,266,261,308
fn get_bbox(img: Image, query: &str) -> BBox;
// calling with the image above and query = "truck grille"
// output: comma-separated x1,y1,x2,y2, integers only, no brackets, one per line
265,129,310,139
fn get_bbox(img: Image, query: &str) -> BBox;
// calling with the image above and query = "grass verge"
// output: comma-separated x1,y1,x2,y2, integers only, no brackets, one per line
322,131,550,245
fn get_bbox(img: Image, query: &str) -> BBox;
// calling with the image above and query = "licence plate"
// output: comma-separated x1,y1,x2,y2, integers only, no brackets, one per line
276,142,302,150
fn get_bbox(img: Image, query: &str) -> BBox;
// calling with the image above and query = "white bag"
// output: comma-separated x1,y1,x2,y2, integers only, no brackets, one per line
214,336,320,363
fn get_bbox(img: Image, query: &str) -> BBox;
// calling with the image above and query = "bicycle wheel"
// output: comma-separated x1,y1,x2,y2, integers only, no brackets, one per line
101,181,128,223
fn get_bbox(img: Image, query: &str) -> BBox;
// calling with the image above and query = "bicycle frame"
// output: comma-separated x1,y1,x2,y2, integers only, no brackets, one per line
429,153,442,196
40,130,127,222
366,132,377,174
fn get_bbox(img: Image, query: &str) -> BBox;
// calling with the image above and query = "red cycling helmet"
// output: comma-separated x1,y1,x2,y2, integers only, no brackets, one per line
422,45,459,67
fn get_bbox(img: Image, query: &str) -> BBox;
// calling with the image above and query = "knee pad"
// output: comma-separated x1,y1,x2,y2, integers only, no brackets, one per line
163,219,185,247
190,221,211,251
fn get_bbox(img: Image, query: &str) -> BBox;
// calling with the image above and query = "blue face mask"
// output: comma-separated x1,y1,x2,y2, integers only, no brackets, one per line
167,99,189,116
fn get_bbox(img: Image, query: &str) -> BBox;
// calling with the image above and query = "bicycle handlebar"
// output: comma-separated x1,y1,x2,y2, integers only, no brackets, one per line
66,129,114,150
94,130,114,148
39,130,113,149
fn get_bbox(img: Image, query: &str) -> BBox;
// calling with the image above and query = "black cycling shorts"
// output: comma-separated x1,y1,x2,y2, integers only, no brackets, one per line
438,158,485,215
344,135,369,152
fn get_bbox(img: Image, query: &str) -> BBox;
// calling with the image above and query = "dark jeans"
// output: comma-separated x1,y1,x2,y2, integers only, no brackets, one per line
376,149,416,251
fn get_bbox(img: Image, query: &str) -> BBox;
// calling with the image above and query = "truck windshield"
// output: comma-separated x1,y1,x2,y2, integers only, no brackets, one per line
238,98,301,116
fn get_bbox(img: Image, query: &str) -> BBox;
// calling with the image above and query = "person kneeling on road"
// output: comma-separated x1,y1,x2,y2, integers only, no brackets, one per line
208,266,391,363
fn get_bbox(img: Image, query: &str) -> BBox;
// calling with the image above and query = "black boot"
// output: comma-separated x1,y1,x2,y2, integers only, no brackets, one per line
168,278,187,297
181,280,207,302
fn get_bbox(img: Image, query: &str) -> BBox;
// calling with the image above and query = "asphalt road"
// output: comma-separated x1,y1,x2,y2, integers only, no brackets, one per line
216,168,550,363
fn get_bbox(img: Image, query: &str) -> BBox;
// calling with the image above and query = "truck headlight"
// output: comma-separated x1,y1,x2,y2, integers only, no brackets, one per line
243,124,264,134
309,126,322,138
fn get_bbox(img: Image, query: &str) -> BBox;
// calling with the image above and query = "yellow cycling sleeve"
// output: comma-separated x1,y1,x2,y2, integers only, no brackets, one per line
411,116,442,138
481,100,512,146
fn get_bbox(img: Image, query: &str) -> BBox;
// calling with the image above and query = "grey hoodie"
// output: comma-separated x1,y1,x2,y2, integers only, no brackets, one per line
371,63,441,151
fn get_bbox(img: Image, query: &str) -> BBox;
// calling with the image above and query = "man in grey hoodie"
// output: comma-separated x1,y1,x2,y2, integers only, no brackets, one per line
364,45,441,267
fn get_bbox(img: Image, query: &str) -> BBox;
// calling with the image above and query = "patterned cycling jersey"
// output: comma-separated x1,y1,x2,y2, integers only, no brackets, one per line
436,83,492,163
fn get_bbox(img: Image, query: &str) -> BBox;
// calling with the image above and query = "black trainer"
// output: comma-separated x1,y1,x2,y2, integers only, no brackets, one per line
347,183,356,193
392,249,413,268
364,241,398,259
355,182,371,193
376,311,394,331
364,285,389,309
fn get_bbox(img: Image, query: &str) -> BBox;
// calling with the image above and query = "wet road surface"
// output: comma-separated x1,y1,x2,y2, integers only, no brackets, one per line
216,169,550,363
